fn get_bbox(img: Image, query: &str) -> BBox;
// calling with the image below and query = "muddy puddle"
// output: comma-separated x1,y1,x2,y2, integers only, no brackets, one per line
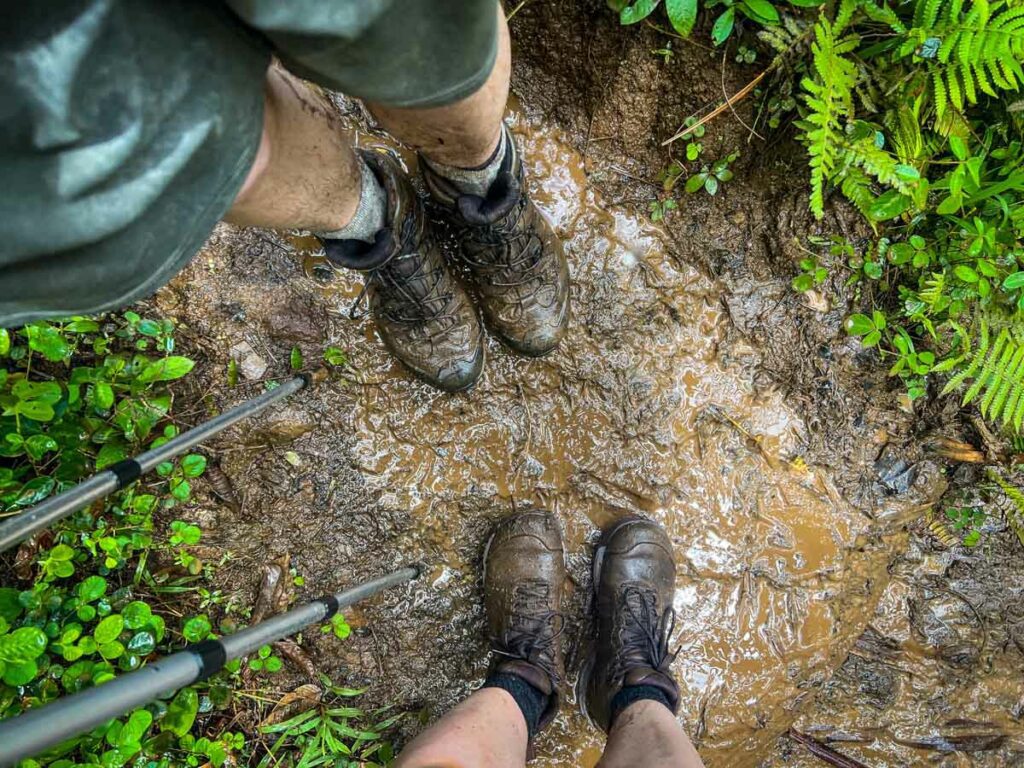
163,109,940,766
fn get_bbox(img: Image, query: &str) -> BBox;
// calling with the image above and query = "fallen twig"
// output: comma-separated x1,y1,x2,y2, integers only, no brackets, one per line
789,729,870,768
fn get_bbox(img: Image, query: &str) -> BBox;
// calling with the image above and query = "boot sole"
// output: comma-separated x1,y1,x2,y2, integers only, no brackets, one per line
576,514,650,729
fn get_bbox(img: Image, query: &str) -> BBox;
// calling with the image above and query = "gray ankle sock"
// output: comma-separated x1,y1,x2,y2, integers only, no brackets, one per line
423,125,508,197
317,158,387,243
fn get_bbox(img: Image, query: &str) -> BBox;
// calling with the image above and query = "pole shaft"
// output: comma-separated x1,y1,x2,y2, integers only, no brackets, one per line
0,377,307,553
0,567,418,767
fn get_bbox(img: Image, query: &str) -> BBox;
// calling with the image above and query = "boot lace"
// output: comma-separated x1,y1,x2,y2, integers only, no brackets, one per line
349,225,459,339
611,585,678,685
493,579,564,684
454,195,546,289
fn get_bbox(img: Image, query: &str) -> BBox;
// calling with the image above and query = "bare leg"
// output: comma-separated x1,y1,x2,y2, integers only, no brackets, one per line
366,5,511,168
225,64,361,231
597,701,705,768
394,688,528,768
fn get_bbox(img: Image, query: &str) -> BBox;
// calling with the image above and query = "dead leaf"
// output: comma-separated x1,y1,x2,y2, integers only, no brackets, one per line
259,683,323,727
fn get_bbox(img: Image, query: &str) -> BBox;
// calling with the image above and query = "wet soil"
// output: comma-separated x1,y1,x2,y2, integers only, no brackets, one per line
151,1,1024,765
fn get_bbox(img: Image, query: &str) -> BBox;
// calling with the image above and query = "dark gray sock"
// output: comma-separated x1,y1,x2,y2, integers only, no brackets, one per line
609,684,673,726
483,672,549,740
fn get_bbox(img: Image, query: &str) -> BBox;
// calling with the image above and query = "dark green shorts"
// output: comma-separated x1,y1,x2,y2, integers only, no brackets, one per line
0,0,498,326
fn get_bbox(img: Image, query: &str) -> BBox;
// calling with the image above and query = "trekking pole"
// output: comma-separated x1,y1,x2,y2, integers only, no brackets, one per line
0,374,316,554
0,565,420,766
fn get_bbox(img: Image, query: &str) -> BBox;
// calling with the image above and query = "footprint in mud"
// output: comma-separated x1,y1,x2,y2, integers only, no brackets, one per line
173,111,930,767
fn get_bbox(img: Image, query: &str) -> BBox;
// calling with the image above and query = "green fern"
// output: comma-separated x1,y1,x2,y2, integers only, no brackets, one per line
800,11,860,218
912,0,1024,118
987,468,1024,549
941,318,1024,432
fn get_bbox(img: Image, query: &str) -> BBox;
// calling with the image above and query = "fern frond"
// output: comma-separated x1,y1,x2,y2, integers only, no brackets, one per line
842,137,919,195
921,0,1024,118
941,315,988,393
987,468,1024,549
942,319,1024,432
839,166,876,220
801,12,860,218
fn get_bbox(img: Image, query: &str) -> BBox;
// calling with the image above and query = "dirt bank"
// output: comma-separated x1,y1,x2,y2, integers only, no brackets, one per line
148,1,1024,765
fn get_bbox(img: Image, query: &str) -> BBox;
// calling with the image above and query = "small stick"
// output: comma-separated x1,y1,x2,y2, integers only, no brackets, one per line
662,69,768,145
789,729,871,768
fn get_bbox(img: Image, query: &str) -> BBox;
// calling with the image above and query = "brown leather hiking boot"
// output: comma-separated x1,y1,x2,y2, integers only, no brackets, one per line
321,148,483,392
482,509,565,734
421,126,570,357
580,515,681,733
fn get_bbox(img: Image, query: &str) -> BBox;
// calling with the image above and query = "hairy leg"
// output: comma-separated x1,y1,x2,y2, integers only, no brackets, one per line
393,688,528,768
366,5,511,168
597,701,705,768
225,64,361,231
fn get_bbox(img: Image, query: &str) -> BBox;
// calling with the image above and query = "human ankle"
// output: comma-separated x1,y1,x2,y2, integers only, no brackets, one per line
421,125,509,197
609,684,675,727
315,156,386,243
483,668,550,741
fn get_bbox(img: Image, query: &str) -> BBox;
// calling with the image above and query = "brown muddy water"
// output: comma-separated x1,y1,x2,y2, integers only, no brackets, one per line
164,111,941,766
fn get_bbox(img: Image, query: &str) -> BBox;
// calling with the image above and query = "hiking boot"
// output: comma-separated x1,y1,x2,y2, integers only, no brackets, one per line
321,148,484,392
422,126,570,357
580,515,680,733
483,509,565,734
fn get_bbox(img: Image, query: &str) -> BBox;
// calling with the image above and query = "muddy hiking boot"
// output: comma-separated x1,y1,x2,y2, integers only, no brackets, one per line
580,515,681,733
482,509,566,741
320,148,484,392
422,125,570,357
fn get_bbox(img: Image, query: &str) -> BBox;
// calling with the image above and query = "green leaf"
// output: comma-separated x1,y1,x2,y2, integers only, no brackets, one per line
27,324,69,362
844,314,874,336
954,265,979,283
792,274,814,291
0,627,48,663
94,615,124,645
24,434,58,461
868,190,911,221
181,454,207,478
126,631,155,656
93,382,115,411
1002,272,1024,290
704,176,719,195
0,329,9,356
3,659,38,686
741,0,779,23
120,709,153,746
99,640,125,660
65,319,100,333
96,441,128,471
289,346,303,371
711,7,735,45
137,320,161,337
665,0,698,35
620,0,660,24
122,601,152,630
862,330,882,348
78,575,108,603
138,356,195,383
162,688,199,737
684,174,706,193
182,615,212,643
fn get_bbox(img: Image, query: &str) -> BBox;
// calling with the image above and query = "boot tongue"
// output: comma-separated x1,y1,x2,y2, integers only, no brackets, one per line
456,171,520,225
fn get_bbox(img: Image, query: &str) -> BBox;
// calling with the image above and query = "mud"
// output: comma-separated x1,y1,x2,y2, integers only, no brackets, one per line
146,2,1024,766
160,116,937,767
